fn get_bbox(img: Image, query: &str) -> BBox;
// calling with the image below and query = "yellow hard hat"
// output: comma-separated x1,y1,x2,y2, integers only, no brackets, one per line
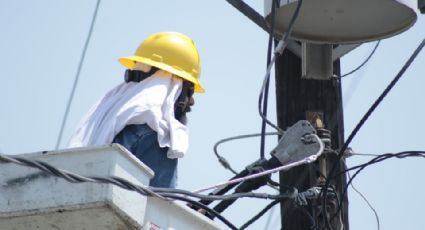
119,32,204,93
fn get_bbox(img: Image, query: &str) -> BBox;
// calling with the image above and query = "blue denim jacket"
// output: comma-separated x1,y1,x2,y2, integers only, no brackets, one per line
112,124,177,188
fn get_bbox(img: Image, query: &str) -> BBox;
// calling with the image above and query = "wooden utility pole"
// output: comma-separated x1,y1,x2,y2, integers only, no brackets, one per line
274,48,349,229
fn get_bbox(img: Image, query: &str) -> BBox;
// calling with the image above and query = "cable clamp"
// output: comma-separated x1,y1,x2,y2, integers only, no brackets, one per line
342,147,354,159
271,120,323,165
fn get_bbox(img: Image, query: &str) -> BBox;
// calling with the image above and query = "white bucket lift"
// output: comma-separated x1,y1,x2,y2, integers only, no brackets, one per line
0,145,225,230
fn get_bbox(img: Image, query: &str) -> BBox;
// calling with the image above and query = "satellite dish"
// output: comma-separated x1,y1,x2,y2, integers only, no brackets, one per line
264,0,417,44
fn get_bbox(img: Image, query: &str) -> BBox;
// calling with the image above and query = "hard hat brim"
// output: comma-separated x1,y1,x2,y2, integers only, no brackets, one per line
119,56,205,93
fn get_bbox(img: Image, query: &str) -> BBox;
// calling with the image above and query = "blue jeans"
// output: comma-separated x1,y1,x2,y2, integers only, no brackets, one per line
112,124,177,188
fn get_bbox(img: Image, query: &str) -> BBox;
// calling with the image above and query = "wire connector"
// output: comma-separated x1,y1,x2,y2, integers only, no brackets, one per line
275,37,289,56
270,120,323,165
343,147,354,158
295,187,322,206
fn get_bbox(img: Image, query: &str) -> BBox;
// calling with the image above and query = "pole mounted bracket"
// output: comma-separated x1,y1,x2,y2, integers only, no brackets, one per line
225,0,362,80
286,40,360,62
270,120,323,165
286,41,360,80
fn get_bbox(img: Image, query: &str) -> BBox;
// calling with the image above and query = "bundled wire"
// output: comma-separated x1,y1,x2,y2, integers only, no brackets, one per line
322,37,425,229
0,154,162,198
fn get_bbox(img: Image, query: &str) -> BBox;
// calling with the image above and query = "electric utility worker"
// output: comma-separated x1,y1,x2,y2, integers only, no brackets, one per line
68,32,204,188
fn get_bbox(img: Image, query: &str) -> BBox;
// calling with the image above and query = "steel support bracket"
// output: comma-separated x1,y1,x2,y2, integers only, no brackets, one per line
286,41,360,80
285,41,360,60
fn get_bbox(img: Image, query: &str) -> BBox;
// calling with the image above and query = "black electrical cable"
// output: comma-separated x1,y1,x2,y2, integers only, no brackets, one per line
347,171,380,230
258,0,303,133
296,204,317,230
330,151,425,225
260,0,277,160
263,203,277,230
162,194,238,230
280,0,303,43
340,40,380,78
267,178,280,187
322,37,425,229
343,151,425,192
239,200,280,230
344,151,425,191
55,0,101,149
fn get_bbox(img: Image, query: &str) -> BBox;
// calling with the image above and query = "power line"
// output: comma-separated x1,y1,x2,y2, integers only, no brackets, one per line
0,153,161,198
161,194,238,230
240,200,280,229
260,0,278,160
331,151,425,226
339,36,425,168
55,0,101,150
241,187,323,229
263,204,277,230
296,204,317,230
258,0,304,134
322,37,425,229
339,40,380,78
347,171,380,230
350,153,382,157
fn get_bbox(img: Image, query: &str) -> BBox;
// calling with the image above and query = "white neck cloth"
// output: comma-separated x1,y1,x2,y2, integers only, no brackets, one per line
67,73,188,158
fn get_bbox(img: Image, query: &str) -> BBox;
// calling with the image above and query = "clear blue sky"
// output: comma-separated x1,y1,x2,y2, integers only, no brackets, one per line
1,1,424,229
